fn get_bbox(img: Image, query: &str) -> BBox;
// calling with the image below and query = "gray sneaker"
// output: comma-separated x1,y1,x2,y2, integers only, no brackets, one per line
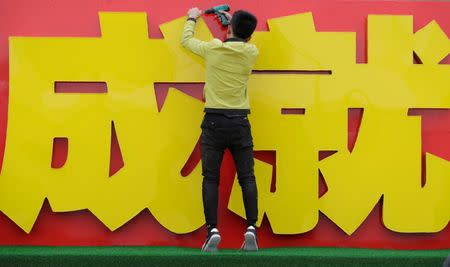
241,226,258,251
201,227,221,252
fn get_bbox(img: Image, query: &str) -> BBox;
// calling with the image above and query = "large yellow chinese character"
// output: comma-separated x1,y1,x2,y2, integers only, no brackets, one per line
4,13,213,233
230,13,450,235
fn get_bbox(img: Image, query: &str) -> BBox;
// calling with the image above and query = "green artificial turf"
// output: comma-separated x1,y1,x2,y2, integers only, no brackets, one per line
0,246,448,267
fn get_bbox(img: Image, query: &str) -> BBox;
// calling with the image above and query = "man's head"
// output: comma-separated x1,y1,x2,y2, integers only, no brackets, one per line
229,10,257,41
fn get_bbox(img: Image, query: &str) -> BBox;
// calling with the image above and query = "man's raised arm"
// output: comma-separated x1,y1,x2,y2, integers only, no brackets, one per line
181,7,210,58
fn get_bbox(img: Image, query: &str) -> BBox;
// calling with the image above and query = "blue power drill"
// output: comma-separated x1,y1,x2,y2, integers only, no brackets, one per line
204,4,231,26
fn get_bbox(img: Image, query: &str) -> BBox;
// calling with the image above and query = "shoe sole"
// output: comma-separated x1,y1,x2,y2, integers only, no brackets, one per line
202,234,221,252
243,232,258,251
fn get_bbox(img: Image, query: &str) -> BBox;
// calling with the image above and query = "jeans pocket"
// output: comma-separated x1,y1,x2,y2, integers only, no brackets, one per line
230,116,250,127
201,117,216,129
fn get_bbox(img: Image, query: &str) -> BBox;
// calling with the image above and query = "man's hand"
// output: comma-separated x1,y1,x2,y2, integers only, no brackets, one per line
187,7,202,20
218,10,232,21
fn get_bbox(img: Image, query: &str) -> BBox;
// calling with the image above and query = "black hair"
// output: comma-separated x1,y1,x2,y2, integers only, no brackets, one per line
230,10,257,40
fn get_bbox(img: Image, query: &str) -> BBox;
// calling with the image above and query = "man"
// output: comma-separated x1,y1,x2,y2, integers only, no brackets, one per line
181,7,259,252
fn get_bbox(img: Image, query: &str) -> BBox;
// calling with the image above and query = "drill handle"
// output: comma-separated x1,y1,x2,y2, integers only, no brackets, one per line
215,11,230,26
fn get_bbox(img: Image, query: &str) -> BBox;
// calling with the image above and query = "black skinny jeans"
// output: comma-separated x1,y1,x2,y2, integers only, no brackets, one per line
201,113,258,227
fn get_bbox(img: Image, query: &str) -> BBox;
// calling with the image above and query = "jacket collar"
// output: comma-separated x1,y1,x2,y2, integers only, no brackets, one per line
224,37,246,42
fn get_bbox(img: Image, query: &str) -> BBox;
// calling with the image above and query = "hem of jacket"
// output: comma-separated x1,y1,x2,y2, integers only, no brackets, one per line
204,108,250,116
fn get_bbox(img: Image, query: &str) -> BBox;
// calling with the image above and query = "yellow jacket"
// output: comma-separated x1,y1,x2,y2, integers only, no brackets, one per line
181,19,259,115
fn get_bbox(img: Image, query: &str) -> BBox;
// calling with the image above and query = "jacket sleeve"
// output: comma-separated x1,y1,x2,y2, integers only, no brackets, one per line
181,19,211,58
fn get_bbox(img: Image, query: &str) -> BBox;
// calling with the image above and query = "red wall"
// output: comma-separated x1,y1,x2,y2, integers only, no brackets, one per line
0,0,449,249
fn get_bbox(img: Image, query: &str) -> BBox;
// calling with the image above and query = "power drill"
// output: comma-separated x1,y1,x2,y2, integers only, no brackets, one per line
204,4,231,26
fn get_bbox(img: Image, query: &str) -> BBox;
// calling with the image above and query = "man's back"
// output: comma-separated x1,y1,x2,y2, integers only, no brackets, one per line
181,20,258,113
